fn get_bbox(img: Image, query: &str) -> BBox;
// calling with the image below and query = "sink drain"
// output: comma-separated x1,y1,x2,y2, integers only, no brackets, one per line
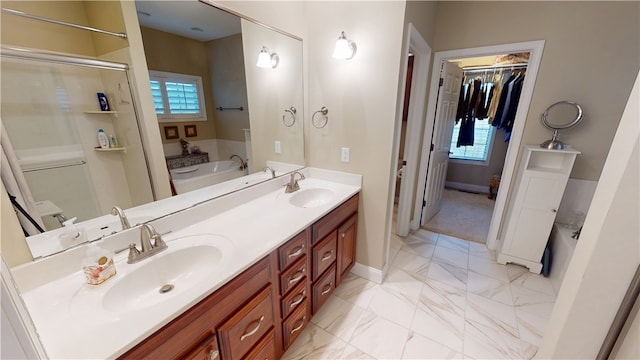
159,284,174,294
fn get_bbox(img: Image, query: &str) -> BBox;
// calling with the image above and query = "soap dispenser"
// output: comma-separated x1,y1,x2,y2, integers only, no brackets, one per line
82,243,116,285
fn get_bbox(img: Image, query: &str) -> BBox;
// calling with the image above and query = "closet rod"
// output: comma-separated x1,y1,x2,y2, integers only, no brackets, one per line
2,8,127,39
463,63,528,73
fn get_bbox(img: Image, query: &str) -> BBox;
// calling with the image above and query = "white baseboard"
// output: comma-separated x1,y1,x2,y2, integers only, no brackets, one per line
350,261,388,284
445,181,488,194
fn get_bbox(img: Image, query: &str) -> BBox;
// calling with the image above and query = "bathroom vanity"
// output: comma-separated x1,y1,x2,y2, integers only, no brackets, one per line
10,168,361,359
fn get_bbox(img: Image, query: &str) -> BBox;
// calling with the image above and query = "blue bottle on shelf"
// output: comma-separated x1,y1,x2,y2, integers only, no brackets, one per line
97,92,110,111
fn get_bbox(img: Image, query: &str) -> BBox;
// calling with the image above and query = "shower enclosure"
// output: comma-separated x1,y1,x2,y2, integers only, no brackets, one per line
1,48,154,232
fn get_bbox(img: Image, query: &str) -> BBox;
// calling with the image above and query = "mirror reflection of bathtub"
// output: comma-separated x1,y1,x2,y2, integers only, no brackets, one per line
170,160,247,195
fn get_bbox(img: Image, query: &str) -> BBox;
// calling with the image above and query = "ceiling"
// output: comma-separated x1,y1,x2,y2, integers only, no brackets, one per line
134,0,241,42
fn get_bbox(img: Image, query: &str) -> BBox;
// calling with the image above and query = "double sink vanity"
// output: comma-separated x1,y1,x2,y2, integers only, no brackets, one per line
11,167,362,359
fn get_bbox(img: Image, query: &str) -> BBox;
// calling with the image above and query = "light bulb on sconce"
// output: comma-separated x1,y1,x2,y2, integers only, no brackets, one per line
256,46,279,68
333,31,357,60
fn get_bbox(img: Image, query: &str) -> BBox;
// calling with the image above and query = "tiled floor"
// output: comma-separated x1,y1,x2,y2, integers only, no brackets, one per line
281,230,556,359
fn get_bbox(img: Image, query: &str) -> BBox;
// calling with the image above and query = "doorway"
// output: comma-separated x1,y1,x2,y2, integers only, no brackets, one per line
414,40,545,250
423,54,529,244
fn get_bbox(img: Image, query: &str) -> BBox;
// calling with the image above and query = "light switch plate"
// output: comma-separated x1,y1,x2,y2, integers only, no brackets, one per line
341,147,350,162
275,141,281,154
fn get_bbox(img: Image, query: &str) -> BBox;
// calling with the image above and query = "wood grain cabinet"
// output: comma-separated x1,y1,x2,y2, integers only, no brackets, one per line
119,193,359,359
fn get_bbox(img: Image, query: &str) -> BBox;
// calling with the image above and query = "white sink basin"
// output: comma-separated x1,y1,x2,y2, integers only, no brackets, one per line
289,188,335,208
102,235,230,313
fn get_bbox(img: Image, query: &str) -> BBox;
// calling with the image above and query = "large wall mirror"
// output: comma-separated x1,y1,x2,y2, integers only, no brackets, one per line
0,0,304,259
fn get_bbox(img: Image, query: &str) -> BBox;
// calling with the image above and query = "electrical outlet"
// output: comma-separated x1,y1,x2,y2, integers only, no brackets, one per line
275,141,281,154
341,147,350,162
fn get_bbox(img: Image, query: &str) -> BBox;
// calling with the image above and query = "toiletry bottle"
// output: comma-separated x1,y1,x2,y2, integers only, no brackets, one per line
97,129,109,149
82,243,116,285
58,217,86,248
97,92,110,111
108,134,118,148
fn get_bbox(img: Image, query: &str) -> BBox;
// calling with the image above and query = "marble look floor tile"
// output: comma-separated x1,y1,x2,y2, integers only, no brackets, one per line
409,229,439,244
333,273,379,309
508,269,556,297
401,238,437,258
468,243,497,262
410,280,466,352
392,250,431,282
368,285,418,328
281,323,348,360
427,261,468,290
311,295,364,342
468,255,509,283
463,319,523,360
466,271,513,306
402,331,464,359
391,233,404,250
433,245,470,269
511,284,556,319
506,263,530,282
521,340,540,360
465,293,519,338
515,308,548,347
340,344,375,359
383,266,424,301
349,310,411,359
437,234,471,253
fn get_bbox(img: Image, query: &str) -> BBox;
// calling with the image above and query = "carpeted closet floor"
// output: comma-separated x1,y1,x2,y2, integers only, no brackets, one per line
423,188,495,244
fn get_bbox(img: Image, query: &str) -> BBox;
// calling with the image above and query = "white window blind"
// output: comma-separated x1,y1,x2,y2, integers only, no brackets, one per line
149,71,207,122
450,119,495,164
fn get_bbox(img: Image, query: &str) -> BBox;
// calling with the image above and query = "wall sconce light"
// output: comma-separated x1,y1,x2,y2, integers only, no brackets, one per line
333,31,357,60
256,46,279,68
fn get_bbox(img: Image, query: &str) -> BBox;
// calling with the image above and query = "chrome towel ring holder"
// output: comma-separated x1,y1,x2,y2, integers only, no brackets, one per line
282,107,297,127
312,106,329,128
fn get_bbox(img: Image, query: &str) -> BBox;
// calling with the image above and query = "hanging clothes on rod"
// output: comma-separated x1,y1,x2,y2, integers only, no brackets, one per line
455,64,526,146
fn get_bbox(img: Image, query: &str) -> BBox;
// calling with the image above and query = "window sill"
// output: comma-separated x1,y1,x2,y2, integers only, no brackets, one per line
448,158,490,166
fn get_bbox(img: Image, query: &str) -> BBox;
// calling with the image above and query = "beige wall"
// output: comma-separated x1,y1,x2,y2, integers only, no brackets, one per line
433,1,640,181
305,1,407,270
84,1,128,56
446,135,509,188
140,27,217,143
0,184,33,267
207,34,250,142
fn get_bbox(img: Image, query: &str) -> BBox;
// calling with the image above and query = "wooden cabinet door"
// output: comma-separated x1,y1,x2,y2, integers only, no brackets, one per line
337,213,357,286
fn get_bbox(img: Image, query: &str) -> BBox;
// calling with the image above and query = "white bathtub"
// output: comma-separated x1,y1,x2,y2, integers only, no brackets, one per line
549,224,579,293
170,160,246,194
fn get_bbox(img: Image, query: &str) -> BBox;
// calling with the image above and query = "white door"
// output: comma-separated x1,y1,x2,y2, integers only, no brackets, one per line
421,61,463,224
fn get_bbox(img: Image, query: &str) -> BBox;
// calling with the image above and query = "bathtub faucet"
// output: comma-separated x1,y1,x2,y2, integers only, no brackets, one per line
230,155,247,170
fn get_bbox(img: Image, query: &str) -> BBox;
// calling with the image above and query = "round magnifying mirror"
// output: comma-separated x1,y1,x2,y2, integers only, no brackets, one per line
540,100,583,149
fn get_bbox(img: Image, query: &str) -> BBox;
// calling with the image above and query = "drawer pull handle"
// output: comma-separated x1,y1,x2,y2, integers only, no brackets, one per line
290,316,306,334
240,315,264,341
321,283,333,295
288,245,304,258
341,232,345,238
289,271,305,284
321,250,334,261
208,349,219,360
290,291,305,307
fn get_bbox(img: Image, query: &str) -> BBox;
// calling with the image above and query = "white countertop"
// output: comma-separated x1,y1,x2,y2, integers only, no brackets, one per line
11,167,361,359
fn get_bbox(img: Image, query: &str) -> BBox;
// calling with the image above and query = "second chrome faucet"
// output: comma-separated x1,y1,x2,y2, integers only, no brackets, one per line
285,171,305,193
127,223,167,264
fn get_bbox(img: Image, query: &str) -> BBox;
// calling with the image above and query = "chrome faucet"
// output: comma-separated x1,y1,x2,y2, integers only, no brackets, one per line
127,223,168,264
263,166,276,179
230,154,247,170
111,206,130,230
285,171,305,193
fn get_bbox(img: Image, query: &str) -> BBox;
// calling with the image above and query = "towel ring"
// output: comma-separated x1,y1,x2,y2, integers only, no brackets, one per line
282,107,297,127
312,106,329,128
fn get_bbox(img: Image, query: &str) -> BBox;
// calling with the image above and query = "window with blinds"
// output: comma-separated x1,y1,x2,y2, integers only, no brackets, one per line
449,119,495,165
149,70,207,122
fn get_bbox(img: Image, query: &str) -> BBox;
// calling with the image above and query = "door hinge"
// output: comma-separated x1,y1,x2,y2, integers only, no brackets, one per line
430,143,434,151
402,160,407,166
439,78,444,87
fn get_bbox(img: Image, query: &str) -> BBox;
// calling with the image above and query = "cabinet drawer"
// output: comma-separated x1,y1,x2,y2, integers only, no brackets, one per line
282,301,309,350
218,286,274,360
242,329,276,360
182,333,219,360
281,279,308,320
312,265,336,314
279,255,307,296
312,193,359,245
312,231,337,281
278,229,309,271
